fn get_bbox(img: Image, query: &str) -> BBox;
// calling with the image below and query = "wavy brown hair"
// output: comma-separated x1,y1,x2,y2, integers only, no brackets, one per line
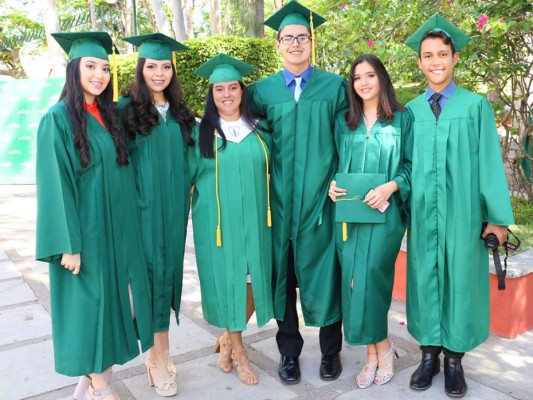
59,58,127,167
345,54,405,130
122,57,196,145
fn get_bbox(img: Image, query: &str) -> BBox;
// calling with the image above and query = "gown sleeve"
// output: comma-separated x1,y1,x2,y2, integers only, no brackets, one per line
393,110,413,202
477,99,514,226
35,111,81,262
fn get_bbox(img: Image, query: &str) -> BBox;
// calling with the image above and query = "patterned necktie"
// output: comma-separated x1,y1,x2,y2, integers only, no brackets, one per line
430,92,442,119
294,76,302,101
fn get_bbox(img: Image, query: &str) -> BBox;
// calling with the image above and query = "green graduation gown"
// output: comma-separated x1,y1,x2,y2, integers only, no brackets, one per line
118,96,191,331
188,125,273,331
35,100,153,376
334,111,412,345
406,87,514,352
250,69,348,326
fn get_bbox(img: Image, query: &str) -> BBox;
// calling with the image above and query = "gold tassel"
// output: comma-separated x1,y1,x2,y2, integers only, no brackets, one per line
215,133,222,247
255,131,271,228
342,222,347,242
112,45,118,102
172,52,178,73
310,12,316,67
216,226,222,247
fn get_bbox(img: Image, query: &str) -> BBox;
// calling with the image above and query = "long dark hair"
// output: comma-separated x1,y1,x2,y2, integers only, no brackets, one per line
59,57,127,167
198,81,264,158
345,54,405,130
122,57,196,145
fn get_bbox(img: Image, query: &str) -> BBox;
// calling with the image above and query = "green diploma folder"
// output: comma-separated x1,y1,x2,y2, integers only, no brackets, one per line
335,173,386,224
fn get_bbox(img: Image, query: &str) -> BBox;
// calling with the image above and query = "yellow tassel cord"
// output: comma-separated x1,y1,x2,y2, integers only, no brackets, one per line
342,222,348,242
310,12,316,67
215,133,222,247
255,131,271,227
172,52,178,74
112,45,118,102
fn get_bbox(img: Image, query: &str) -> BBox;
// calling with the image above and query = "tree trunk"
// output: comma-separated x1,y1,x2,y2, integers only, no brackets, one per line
209,0,221,35
274,0,283,11
89,0,97,30
171,0,187,41
150,0,172,35
41,0,66,77
254,0,264,37
183,0,194,38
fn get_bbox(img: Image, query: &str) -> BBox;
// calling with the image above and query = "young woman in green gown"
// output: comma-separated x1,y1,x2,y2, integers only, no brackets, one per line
329,54,412,389
189,54,274,386
119,33,196,397
35,32,153,400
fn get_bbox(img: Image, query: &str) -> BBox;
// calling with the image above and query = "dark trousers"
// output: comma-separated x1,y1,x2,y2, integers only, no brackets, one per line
420,345,464,358
276,242,342,357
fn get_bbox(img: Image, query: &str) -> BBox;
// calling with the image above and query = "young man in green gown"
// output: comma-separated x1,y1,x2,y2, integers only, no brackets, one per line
404,14,514,397
250,0,348,384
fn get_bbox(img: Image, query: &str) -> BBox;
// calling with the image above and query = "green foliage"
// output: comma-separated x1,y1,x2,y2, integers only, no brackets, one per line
511,196,533,226
395,86,423,107
117,35,282,116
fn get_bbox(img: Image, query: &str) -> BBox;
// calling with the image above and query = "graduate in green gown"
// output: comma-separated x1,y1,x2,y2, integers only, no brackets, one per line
249,1,348,384
189,53,273,386
119,33,196,397
329,54,412,389
35,32,153,400
404,14,514,397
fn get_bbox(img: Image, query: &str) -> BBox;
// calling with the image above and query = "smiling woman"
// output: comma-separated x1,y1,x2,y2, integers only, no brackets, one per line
35,31,153,400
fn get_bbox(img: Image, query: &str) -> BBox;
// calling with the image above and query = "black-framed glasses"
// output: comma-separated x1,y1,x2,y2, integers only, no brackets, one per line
279,34,311,45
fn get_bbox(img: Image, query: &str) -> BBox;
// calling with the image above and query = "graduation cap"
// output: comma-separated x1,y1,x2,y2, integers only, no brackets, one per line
51,31,114,61
405,13,471,54
194,53,256,84
264,0,326,32
51,31,120,101
122,33,187,61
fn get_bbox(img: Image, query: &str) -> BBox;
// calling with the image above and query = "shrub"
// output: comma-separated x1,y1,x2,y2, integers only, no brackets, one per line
116,35,282,116
511,196,533,226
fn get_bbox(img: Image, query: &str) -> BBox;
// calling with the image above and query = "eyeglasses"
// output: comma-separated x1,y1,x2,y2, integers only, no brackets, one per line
278,34,311,45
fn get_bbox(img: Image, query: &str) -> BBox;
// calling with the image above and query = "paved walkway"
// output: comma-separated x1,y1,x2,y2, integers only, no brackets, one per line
0,185,531,400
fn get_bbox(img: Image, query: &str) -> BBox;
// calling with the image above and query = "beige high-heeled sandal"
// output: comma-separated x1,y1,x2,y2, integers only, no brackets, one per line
145,358,178,397
73,372,120,400
165,350,176,378
231,348,258,386
374,337,399,385
213,332,233,373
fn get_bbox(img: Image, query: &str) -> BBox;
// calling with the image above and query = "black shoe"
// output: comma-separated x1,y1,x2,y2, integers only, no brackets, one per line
444,356,467,397
410,351,440,390
319,353,342,381
278,356,301,385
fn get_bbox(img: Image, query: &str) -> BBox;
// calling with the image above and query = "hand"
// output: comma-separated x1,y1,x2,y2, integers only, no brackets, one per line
363,181,397,210
61,253,81,275
482,223,508,247
329,180,347,202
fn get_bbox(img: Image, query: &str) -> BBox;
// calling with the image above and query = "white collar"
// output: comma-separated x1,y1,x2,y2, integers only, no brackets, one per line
218,117,255,143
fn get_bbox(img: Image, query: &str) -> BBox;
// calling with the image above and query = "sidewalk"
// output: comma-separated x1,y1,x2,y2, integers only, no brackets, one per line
0,185,531,400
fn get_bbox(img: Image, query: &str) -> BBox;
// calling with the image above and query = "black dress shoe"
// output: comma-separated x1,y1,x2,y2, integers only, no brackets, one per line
319,353,342,381
278,356,301,385
410,351,440,390
444,356,467,397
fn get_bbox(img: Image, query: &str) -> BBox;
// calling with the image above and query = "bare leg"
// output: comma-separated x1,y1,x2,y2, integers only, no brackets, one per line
227,284,258,385
146,331,177,394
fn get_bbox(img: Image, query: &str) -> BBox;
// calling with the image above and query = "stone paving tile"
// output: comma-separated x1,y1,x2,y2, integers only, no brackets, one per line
123,355,298,400
336,364,514,400
0,259,21,279
0,279,36,306
0,340,78,399
0,303,51,346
